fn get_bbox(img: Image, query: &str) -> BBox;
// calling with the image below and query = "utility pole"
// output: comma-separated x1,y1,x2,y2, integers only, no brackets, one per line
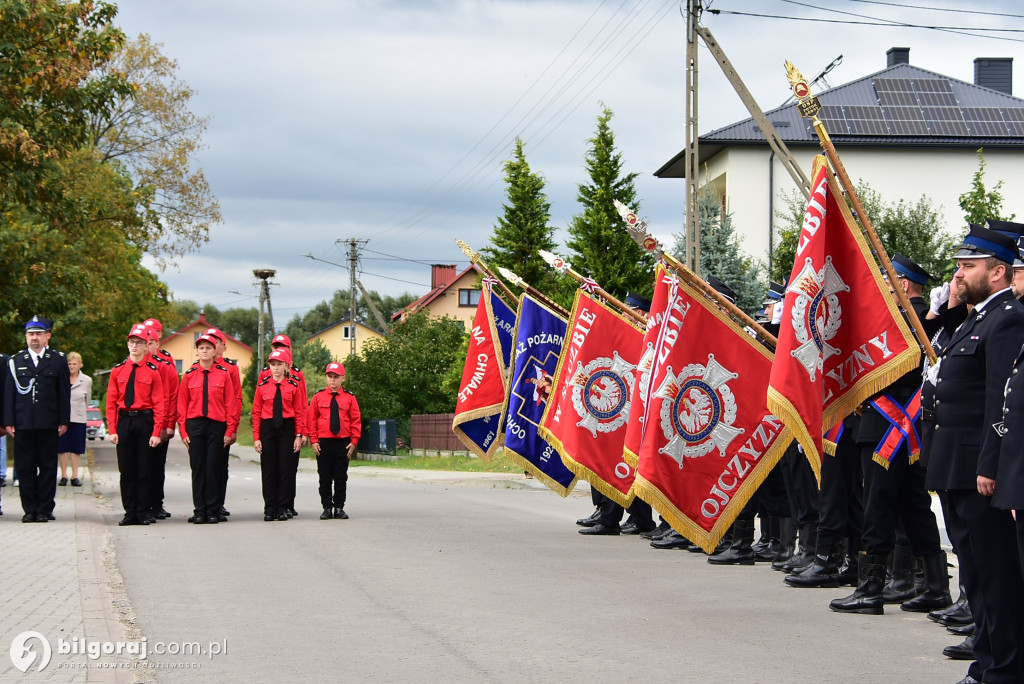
348,239,358,358
684,0,701,274
253,269,276,371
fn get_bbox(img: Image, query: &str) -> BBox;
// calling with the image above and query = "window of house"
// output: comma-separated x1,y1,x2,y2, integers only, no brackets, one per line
342,326,353,339
459,289,480,307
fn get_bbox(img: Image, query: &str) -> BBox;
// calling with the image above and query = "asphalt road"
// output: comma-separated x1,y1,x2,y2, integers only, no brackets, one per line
87,439,966,683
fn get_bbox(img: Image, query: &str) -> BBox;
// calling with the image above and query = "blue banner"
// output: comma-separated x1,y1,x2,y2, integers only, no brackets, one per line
501,295,578,496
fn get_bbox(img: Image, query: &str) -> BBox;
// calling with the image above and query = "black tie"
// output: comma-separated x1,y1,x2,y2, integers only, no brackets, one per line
272,384,284,428
330,392,341,434
202,369,210,416
124,364,137,409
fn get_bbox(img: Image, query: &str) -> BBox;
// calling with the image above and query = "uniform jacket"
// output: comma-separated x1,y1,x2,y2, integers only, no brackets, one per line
106,358,166,438
3,348,71,430
994,339,1024,510
151,351,179,430
252,376,307,438
177,362,241,440
925,289,1024,491
307,388,361,443
258,364,307,401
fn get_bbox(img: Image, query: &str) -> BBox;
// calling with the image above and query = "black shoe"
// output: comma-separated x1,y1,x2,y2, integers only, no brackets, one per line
651,530,691,549
277,512,289,521
0,476,6,486
153,507,171,520
942,634,975,660
576,509,601,527
939,606,974,627
784,546,844,588
289,508,298,517
220,507,231,517
35,514,50,523
142,513,156,524
71,478,82,487
188,515,201,524
621,522,640,535
947,623,975,636
119,515,147,526
953,677,981,684
205,514,219,524
901,551,952,613
829,552,886,615
58,477,68,486
320,509,333,520
579,523,619,536
644,521,671,540
334,508,348,519
22,513,35,523
45,512,55,520
264,513,275,522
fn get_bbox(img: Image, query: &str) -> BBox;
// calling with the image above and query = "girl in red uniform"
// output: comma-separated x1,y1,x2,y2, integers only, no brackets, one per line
308,362,361,520
252,347,306,521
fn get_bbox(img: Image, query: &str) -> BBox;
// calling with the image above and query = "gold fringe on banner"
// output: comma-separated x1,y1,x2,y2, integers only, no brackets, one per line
500,447,577,497
872,452,893,469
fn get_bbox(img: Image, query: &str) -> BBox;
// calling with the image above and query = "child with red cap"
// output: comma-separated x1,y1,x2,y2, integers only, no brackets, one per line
252,347,306,521
307,362,361,519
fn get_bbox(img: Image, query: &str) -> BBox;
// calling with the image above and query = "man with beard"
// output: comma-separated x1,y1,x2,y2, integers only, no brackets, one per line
926,224,1024,684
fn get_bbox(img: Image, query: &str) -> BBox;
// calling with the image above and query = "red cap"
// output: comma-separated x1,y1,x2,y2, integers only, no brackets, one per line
325,362,345,376
204,328,226,344
195,334,218,348
143,318,163,333
127,324,150,341
268,348,292,365
271,334,292,348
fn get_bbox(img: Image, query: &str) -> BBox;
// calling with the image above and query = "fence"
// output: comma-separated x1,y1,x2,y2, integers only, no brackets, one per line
410,413,465,451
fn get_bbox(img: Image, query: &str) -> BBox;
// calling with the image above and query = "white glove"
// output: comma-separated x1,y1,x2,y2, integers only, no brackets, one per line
929,282,950,316
771,301,784,325
926,358,941,385
742,325,757,339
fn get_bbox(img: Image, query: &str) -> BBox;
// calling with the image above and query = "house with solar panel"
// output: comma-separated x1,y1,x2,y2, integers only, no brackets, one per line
655,47,1024,265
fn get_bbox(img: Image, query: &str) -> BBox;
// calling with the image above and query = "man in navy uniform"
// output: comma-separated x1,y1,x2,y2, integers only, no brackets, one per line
3,316,71,523
926,225,1024,684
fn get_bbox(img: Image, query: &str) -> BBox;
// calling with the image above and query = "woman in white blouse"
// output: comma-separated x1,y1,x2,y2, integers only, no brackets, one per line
58,352,92,487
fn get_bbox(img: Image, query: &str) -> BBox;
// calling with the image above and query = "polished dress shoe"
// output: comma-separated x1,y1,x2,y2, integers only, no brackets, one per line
153,507,171,519
142,513,157,524
71,478,82,487
188,515,202,524
45,513,55,520
939,607,974,627
579,523,620,536
276,511,289,521
942,635,975,660
576,509,601,527
58,477,68,486
621,522,640,535
288,508,298,516
641,521,670,540
651,530,691,549
334,508,348,519
953,675,981,684
35,514,50,523
220,507,231,517
264,513,275,522
947,623,974,636
320,509,333,520
205,514,219,524
22,513,35,523
119,515,147,526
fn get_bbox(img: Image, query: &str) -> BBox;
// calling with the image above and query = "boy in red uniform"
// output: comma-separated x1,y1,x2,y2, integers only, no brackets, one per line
107,324,166,526
308,362,361,520
143,320,178,520
253,347,306,521
178,334,240,524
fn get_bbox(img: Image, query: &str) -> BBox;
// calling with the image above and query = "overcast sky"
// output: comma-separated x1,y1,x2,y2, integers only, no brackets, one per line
112,0,1024,327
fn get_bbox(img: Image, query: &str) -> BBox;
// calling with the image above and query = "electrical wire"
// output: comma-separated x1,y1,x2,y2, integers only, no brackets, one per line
843,0,1024,20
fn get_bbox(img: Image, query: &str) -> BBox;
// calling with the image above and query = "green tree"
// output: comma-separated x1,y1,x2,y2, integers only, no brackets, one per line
89,33,220,263
959,149,1015,225
482,137,557,293
673,187,766,316
344,312,466,440
564,106,653,303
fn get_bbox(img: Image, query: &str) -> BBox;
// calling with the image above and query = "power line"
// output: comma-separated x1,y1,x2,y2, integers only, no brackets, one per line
843,0,1024,19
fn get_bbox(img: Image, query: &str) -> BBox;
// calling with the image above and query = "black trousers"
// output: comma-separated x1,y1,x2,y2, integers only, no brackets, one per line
217,444,230,510
150,439,169,510
860,448,941,556
780,442,819,527
260,418,294,513
816,428,863,550
317,438,350,509
756,464,791,517
186,418,226,516
116,413,155,518
942,489,1024,684
15,428,59,516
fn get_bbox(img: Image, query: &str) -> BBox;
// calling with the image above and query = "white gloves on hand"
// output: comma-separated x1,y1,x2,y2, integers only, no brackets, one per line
929,282,950,316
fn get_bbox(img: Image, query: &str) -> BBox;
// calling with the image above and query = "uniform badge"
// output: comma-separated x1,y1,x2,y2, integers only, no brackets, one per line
655,354,744,467
993,421,1009,437
569,352,636,437
787,256,848,381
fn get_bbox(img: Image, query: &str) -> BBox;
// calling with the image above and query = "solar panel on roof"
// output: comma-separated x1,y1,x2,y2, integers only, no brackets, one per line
878,90,918,107
843,105,889,136
917,91,957,107
1001,108,1024,136
913,79,954,94
818,105,850,134
961,107,1009,137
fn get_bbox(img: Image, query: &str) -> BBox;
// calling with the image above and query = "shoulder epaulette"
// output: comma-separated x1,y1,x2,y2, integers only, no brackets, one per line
152,354,172,366
214,363,228,372
224,358,238,366
55,350,65,357
113,359,127,368
287,378,300,388
344,389,356,397
185,366,198,375
257,376,272,387
159,349,172,358
146,361,158,371
291,364,302,372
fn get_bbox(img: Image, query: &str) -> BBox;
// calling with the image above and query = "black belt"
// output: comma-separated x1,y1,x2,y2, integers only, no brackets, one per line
921,408,935,422
120,409,153,417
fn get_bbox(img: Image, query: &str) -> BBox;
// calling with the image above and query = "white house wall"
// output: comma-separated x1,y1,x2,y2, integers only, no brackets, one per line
703,146,1024,269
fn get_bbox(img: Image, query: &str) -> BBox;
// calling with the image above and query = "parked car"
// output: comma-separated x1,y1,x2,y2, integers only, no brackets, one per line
86,405,106,441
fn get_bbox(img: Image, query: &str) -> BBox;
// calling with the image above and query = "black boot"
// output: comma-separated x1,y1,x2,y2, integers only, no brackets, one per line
751,516,771,557
708,519,755,565
772,517,796,565
901,551,953,612
776,523,816,572
784,542,843,587
829,552,886,615
835,538,860,587
929,582,969,623
883,545,918,603
754,516,779,562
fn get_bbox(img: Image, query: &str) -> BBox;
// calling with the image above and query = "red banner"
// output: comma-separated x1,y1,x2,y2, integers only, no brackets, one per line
539,291,644,506
768,155,919,480
634,275,792,553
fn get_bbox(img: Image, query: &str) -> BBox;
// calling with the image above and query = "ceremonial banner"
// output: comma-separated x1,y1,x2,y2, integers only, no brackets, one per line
498,295,578,496
622,263,673,467
767,155,919,480
634,275,792,552
452,287,517,459
539,291,644,506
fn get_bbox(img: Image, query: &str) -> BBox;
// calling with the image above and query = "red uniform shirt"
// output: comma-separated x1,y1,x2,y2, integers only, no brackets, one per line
257,364,307,401
151,351,179,430
106,358,166,438
177,362,241,440
307,388,361,443
190,356,243,423
252,376,307,438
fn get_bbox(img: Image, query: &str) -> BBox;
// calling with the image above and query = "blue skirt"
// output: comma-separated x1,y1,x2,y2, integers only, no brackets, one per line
58,422,87,455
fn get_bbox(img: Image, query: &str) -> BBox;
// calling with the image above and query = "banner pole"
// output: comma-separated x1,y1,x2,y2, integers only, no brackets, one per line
456,239,520,306
536,250,647,327
496,267,569,317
